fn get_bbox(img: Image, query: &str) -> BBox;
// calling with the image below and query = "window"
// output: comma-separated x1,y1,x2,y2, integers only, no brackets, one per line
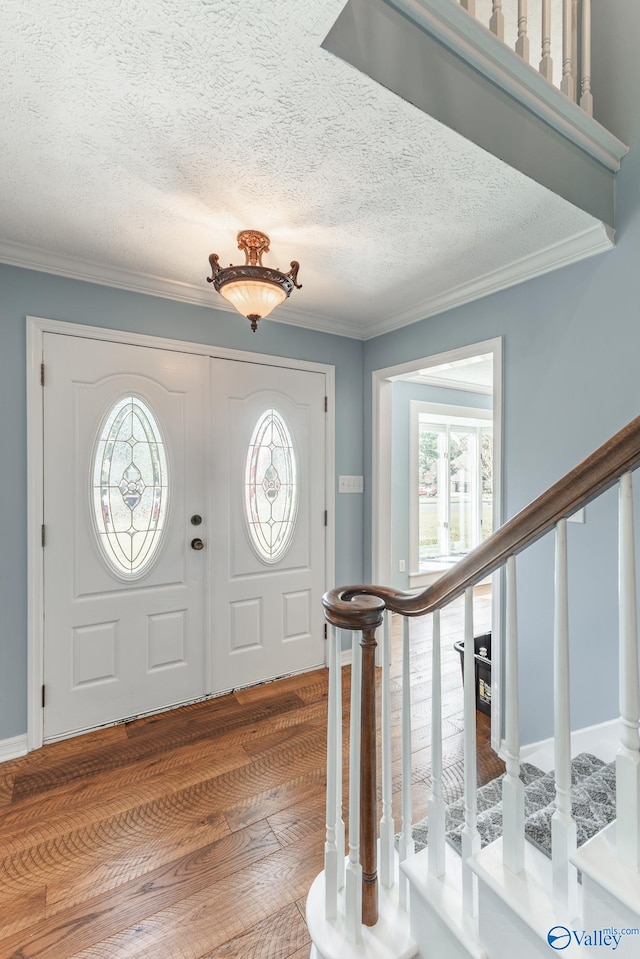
92,395,169,577
411,403,492,571
244,408,298,563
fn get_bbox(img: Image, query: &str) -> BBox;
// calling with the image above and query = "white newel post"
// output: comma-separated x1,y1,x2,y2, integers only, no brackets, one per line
398,617,415,908
552,519,579,916
539,0,553,81
379,611,395,889
617,472,640,870
462,588,480,923
345,631,363,943
516,0,530,63
502,556,525,874
580,0,594,115
428,609,446,878
561,0,576,101
324,625,340,919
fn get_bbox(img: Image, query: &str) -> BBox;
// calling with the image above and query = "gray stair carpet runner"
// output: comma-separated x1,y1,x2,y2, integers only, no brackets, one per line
411,753,616,860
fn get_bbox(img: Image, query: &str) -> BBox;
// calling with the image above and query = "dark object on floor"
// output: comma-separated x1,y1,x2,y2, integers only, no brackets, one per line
454,632,492,715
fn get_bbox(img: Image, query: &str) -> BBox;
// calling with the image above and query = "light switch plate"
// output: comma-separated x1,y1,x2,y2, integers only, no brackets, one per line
338,475,364,493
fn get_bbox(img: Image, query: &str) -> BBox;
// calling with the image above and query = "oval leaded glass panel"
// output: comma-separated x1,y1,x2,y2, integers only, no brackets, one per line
92,395,169,577
245,408,298,563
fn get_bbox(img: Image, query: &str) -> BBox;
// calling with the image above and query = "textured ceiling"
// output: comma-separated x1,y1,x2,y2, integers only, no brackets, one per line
0,0,600,337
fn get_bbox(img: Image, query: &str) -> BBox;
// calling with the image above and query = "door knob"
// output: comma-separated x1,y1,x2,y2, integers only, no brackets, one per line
191,538,205,551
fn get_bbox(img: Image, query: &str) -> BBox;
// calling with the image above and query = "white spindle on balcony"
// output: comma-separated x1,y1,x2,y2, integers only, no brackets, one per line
580,0,594,115
398,617,415,908
561,0,576,100
379,611,395,889
502,556,525,874
617,472,640,870
515,0,530,63
461,587,480,922
345,631,363,944
428,609,446,879
539,0,554,81
552,519,578,915
460,0,476,17
489,0,504,42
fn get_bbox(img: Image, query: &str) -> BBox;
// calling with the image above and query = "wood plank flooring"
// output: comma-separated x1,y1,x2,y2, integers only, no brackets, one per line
0,589,502,958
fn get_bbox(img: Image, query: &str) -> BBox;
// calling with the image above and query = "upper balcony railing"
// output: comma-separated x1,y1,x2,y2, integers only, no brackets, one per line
459,0,593,114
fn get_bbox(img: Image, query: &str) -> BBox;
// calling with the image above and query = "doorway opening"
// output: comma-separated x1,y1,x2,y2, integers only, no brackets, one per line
371,338,502,751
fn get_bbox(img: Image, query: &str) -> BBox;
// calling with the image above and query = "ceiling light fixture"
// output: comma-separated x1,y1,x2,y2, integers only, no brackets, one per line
207,230,301,332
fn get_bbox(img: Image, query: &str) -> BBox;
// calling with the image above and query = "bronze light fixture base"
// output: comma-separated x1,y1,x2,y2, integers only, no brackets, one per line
207,230,301,331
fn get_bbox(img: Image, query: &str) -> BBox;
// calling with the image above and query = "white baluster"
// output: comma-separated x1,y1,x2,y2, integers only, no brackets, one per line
336,629,345,891
489,0,504,42
398,617,415,909
345,631,363,944
617,473,640,870
461,588,480,923
502,557,525,874
515,0,530,63
552,519,578,915
459,0,476,18
539,0,553,81
572,0,579,92
561,0,576,101
428,609,446,878
324,625,339,919
580,0,594,115
379,611,395,889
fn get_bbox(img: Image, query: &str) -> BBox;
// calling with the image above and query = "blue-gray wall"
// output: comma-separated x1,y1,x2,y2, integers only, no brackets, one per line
0,266,364,740
391,381,492,590
364,131,640,745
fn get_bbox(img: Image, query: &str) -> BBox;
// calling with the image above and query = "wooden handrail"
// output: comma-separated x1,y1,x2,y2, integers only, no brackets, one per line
323,415,640,932
324,415,640,628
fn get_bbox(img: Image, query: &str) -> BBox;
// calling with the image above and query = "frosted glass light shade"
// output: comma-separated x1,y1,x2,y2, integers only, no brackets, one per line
219,279,287,319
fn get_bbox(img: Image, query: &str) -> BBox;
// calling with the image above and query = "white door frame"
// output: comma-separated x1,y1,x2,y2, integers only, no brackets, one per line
27,315,335,751
371,337,503,752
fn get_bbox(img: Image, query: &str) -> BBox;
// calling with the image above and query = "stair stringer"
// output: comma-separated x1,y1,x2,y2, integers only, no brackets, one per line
470,837,587,959
401,846,488,959
573,822,640,935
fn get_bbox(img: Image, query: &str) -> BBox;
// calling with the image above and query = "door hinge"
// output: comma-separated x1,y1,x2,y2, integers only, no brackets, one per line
41,362,45,387
324,395,328,413
41,524,46,547
41,684,46,708
324,510,328,526
324,623,327,639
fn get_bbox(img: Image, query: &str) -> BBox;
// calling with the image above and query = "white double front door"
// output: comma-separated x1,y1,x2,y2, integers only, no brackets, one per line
42,332,327,741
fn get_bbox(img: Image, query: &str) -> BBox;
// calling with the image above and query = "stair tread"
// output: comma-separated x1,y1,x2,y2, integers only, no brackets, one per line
412,752,614,858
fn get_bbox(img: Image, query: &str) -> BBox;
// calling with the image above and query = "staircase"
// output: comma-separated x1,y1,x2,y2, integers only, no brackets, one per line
307,414,640,958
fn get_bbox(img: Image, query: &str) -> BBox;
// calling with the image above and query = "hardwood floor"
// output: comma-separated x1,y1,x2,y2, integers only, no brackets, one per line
0,589,501,958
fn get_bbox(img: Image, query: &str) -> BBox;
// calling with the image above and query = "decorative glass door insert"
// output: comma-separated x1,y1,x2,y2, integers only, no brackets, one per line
244,408,298,563
92,395,169,577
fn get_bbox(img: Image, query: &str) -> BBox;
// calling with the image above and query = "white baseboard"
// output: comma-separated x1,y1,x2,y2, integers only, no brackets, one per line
0,733,28,764
521,717,619,770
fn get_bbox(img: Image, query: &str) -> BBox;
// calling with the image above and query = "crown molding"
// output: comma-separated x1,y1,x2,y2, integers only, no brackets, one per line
362,221,615,339
385,0,628,172
0,239,365,338
0,221,614,342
